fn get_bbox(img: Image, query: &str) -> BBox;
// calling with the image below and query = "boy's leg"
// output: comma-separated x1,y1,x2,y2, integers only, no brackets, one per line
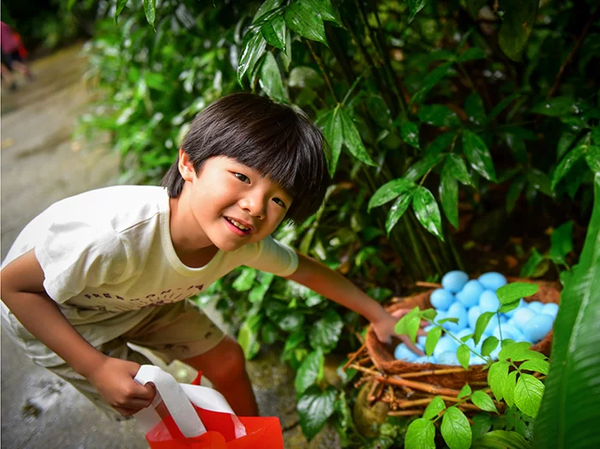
180,336,258,416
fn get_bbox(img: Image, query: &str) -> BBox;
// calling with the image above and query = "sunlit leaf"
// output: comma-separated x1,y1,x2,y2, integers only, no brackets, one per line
458,384,472,399
457,344,471,370
424,396,446,420
261,14,286,50
425,325,443,356
297,385,337,440
386,190,416,234
551,144,587,191
585,145,600,173
440,158,459,228
472,430,531,449
369,178,416,211
259,51,287,102
143,0,156,30
474,312,495,345
339,108,377,166
462,130,497,182
472,390,498,413
323,107,343,177
441,406,472,449
497,283,539,304
413,186,444,240
238,29,267,85
285,0,328,46
295,349,323,394
514,373,544,418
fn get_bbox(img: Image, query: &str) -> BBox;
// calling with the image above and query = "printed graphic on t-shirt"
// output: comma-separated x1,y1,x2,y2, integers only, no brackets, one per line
82,284,204,312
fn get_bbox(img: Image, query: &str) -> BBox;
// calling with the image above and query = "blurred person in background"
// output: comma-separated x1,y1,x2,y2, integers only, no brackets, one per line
1,21,33,91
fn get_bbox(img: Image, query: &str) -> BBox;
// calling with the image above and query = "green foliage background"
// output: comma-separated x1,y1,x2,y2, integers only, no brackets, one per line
57,0,600,446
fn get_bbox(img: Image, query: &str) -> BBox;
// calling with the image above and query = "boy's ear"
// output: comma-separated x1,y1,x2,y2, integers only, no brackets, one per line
178,148,196,182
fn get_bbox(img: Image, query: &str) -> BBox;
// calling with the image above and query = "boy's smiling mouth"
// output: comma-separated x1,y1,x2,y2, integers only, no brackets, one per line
224,216,253,235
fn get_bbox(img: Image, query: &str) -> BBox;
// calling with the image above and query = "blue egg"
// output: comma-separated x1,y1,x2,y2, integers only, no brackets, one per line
479,290,500,313
468,306,481,330
513,307,536,332
528,301,544,314
395,343,418,361
436,310,447,324
423,324,434,333
456,328,474,340
456,280,485,308
522,314,554,343
414,355,435,364
445,302,468,332
442,270,469,293
493,323,520,341
437,351,460,365
417,335,427,348
499,315,508,324
433,336,459,359
470,353,487,365
503,299,526,318
430,288,455,311
478,272,507,291
541,303,559,318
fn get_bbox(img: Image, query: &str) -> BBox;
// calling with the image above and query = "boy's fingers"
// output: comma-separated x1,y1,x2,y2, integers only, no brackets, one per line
417,328,427,337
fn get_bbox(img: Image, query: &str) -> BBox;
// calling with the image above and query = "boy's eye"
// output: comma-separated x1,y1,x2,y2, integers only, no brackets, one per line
273,198,287,208
234,173,250,183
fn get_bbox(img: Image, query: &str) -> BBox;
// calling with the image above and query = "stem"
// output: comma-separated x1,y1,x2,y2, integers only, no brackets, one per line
305,39,338,103
341,70,367,106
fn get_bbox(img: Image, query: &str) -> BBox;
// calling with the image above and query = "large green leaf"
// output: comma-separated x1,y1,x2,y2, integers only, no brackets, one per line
297,385,337,440
369,178,416,211
472,430,531,449
551,144,587,191
407,0,428,21
440,159,459,228
462,130,497,182
534,173,600,448
423,396,446,420
238,28,267,85
261,14,286,50
445,153,472,186
284,0,328,46
585,145,600,172
238,314,262,359
143,0,156,30
514,373,544,418
498,0,538,61
386,190,416,234
295,349,323,394
259,52,287,102
339,108,378,166
441,406,472,449
405,418,436,449
323,107,343,177
308,309,343,352
413,186,444,240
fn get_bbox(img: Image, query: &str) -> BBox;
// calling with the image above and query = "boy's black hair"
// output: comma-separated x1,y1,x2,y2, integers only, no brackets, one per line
161,93,330,223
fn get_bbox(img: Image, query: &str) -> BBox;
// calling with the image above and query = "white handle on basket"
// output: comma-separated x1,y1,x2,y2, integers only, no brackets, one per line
134,365,207,438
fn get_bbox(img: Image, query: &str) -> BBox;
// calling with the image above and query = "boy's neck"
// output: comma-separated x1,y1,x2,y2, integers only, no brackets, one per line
169,195,217,264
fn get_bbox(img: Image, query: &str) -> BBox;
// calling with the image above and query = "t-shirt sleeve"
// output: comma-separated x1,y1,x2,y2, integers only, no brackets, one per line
35,221,128,304
244,235,298,277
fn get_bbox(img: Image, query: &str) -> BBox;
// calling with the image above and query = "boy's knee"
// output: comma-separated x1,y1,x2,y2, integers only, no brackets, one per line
201,337,248,385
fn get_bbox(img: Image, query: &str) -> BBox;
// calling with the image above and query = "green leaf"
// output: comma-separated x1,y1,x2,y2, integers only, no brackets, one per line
323,107,343,177
238,29,267,85
288,66,323,88
457,344,471,370
503,371,518,407
498,300,521,313
549,221,573,264
339,108,377,166
284,0,328,46
534,173,600,448
488,361,510,401
253,0,284,23
441,406,472,449
472,430,531,449
407,0,428,21
308,309,343,352
232,267,257,291
520,359,550,375
457,47,486,62
418,104,461,127
395,307,420,335
488,93,521,121
446,153,472,186
471,414,494,441
259,52,287,102
585,145,600,172
412,62,452,104
497,283,539,304
423,396,446,420
425,325,443,356
307,0,341,25
297,385,337,440
462,130,497,182
531,96,581,117
514,373,544,418
115,0,129,23
472,390,498,413
284,330,306,352
551,144,587,191
520,248,545,278
238,314,262,359
143,0,156,30
295,349,324,394
405,418,436,449
385,190,416,234
498,0,538,61
458,384,472,399
368,178,416,211
413,187,444,241
261,321,279,344
482,336,499,357
505,133,528,165
249,272,275,303
424,131,456,157
465,93,487,125
261,14,286,50
402,121,421,149
474,312,495,345
440,160,459,228
404,153,446,182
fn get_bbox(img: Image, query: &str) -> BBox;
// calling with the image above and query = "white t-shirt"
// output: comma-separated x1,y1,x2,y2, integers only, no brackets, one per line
1,185,298,367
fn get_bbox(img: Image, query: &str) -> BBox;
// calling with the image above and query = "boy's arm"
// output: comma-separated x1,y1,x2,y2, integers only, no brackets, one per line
284,251,424,354
1,249,155,415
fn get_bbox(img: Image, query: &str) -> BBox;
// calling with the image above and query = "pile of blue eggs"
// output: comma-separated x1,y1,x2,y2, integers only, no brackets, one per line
394,271,558,366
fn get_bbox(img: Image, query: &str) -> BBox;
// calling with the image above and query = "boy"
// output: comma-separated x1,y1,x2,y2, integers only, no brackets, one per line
1,93,420,420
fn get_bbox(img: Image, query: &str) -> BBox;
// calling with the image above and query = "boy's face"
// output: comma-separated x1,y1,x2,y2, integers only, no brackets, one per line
180,153,293,252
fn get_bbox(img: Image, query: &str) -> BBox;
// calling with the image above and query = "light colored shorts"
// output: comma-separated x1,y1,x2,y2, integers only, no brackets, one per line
48,299,225,420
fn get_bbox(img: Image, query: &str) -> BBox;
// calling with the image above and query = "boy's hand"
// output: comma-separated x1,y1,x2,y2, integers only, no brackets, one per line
371,309,427,356
85,356,156,416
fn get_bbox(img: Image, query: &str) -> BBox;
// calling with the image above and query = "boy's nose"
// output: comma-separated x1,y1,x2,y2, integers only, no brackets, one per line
239,195,266,220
